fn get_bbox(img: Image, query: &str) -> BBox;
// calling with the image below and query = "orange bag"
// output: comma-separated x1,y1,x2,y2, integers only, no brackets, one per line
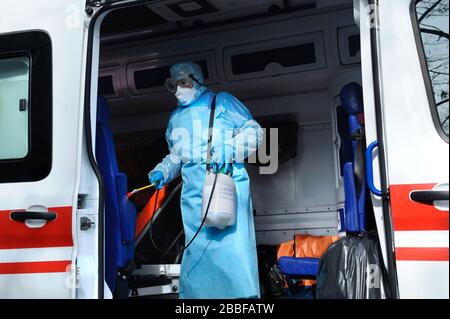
135,186,168,239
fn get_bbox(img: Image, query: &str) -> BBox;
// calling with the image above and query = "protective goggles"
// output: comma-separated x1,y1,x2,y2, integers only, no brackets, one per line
164,74,202,93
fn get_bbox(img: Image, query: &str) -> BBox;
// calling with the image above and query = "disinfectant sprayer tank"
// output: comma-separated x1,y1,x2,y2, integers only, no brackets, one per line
201,172,236,230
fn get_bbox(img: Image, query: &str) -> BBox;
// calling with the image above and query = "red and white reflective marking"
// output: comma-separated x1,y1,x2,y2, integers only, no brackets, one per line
390,184,448,299
391,184,449,262
394,231,449,261
0,206,73,250
0,260,71,275
396,248,448,261
390,184,448,232
0,207,74,275
0,246,73,263
394,230,449,248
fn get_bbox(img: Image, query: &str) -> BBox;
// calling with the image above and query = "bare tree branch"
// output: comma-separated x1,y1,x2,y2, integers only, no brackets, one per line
421,28,450,40
417,0,449,134
419,0,443,22
437,98,450,107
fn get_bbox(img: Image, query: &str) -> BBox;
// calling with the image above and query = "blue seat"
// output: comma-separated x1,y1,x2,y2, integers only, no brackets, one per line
279,257,320,277
96,96,136,293
340,82,367,233
278,83,368,285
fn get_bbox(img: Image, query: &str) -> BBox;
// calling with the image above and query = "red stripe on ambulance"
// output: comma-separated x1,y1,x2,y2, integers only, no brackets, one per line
0,206,73,249
396,248,449,261
0,260,71,275
390,184,449,231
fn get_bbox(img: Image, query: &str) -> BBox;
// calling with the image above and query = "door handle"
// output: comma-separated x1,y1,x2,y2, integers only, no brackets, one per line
366,141,384,196
10,210,57,223
410,190,449,204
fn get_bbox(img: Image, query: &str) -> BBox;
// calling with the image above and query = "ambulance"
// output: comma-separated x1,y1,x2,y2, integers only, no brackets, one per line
0,0,448,299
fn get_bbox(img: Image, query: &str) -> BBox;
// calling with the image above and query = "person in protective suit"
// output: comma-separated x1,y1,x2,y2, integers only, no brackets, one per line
148,62,263,299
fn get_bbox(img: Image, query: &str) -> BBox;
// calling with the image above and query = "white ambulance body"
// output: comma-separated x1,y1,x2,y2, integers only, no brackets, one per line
0,0,448,299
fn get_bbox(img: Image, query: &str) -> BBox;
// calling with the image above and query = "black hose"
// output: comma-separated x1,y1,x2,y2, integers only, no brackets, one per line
162,230,185,261
183,173,218,251
148,188,170,257
135,182,182,247
148,173,219,258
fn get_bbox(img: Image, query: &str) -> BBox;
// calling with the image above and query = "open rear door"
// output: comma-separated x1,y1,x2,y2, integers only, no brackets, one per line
0,0,88,298
378,0,448,299
361,0,449,299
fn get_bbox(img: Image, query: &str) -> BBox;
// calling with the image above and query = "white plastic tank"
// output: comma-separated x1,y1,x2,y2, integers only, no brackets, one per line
201,173,237,230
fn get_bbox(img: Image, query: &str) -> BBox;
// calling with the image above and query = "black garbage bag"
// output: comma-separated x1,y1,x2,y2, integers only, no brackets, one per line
257,245,286,298
316,233,390,299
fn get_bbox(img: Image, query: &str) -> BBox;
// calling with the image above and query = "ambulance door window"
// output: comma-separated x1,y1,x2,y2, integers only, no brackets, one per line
0,31,52,183
0,55,30,160
415,0,449,138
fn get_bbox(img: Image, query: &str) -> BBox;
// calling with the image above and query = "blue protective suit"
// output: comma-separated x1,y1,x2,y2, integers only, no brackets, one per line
152,88,263,299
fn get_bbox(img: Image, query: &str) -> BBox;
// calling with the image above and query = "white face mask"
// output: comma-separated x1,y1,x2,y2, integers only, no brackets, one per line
175,86,197,106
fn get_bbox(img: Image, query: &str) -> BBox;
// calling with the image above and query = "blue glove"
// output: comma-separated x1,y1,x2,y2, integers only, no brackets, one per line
148,171,165,190
210,144,234,175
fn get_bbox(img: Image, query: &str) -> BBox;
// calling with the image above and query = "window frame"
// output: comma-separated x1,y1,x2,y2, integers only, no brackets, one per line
411,0,449,143
98,64,121,99
223,32,327,82
337,25,361,66
126,50,217,95
0,31,53,183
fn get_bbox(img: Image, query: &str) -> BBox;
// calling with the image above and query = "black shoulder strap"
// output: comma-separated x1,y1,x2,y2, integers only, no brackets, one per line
206,94,217,171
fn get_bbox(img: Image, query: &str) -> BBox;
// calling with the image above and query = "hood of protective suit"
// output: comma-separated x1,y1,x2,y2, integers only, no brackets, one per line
170,62,207,107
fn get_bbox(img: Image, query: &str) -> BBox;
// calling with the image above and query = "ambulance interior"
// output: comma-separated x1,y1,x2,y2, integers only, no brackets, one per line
95,0,382,298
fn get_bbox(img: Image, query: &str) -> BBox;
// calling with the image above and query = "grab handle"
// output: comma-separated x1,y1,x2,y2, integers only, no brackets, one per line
366,141,383,197
10,210,57,223
410,190,449,204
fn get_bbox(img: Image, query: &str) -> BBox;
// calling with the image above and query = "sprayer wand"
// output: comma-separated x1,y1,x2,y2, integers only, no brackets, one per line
127,184,156,199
